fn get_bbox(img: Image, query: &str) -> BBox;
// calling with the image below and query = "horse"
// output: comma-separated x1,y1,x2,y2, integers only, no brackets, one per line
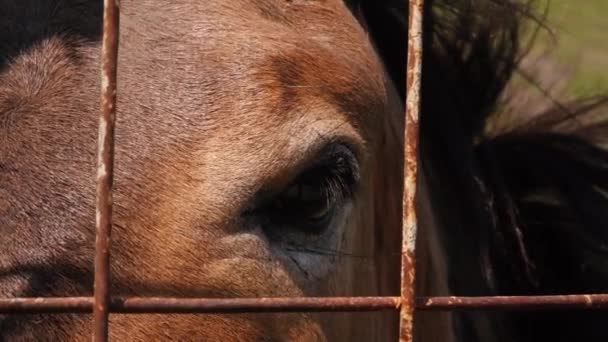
2,0,608,341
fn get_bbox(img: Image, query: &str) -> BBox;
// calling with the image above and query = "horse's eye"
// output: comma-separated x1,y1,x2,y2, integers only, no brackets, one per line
270,178,339,234
258,143,359,237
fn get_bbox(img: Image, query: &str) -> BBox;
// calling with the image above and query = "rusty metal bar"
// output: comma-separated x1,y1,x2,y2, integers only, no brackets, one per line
0,296,400,314
112,297,401,313
400,0,425,341
0,297,93,314
7,295,608,315
93,0,120,341
416,294,608,311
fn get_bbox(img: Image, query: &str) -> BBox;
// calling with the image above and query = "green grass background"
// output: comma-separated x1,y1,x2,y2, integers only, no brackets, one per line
543,0,608,97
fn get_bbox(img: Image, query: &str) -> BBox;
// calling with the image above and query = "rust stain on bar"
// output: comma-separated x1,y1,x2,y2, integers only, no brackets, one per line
400,0,424,341
93,0,120,341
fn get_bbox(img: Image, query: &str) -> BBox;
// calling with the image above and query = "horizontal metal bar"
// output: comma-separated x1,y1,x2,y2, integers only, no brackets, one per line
3,294,608,314
417,294,608,311
0,297,93,313
0,296,400,314
113,296,401,313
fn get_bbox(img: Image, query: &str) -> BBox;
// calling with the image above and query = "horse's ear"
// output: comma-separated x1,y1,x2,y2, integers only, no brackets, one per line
353,0,407,100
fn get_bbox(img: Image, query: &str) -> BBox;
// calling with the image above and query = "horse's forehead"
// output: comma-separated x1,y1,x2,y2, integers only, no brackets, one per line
121,0,385,137
127,0,362,40
218,3,383,126
112,0,387,213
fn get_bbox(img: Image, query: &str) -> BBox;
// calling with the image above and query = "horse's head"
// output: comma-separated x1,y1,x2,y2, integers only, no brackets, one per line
1,0,411,340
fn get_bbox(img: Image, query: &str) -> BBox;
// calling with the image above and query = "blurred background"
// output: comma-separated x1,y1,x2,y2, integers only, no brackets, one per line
535,0,608,97
544,0,607,97
487,0,607,146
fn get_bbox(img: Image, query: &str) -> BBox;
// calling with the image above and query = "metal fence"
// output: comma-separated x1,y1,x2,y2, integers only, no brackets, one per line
3,1,608,341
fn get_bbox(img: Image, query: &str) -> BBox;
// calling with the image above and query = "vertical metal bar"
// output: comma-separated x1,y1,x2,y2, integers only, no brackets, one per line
399,0,424,341
93,0,120,341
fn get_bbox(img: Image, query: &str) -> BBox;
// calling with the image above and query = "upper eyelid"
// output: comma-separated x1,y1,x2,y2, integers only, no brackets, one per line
278,143,359,193
297,142,360,181
245,143,360,213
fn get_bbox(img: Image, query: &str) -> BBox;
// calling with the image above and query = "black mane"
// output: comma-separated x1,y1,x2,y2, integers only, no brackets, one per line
363,1,608,341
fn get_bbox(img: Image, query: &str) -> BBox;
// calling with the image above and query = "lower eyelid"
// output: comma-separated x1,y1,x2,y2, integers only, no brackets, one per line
279,203,354,280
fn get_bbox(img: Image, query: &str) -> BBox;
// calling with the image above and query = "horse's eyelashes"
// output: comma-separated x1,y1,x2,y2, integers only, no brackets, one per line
253,143,359,238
